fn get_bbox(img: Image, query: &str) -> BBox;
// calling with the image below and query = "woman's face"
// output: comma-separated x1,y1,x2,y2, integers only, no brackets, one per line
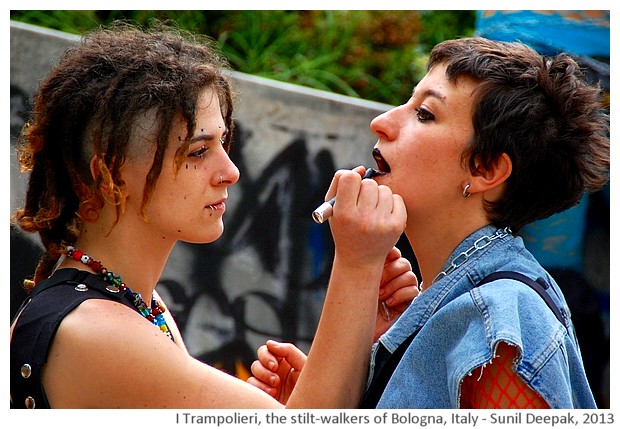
370,63,477,225
122,87,239,244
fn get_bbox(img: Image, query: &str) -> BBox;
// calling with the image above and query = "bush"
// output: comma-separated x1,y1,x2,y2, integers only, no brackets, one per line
10,10,475,105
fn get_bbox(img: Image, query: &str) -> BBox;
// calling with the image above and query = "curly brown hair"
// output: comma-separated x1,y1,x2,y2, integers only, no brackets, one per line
13,21,235,289
428,37,610,232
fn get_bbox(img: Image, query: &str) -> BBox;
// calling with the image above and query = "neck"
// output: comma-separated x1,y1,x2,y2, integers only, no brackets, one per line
59,214,175,302
406,218,489,291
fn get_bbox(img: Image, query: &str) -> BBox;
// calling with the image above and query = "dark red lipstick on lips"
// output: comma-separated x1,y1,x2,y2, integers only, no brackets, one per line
311,168,386,224
372,148,391,174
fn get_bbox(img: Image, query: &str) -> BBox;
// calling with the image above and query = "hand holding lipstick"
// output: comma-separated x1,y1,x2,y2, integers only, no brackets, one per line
320,166,406,266
279,165,406,406
312,167,385,224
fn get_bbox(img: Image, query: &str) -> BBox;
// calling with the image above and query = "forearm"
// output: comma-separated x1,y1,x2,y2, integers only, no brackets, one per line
282,167,405,408
286,256,382,408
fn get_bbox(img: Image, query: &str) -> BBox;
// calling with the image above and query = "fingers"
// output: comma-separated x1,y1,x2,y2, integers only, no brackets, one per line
384,246,403,264
249,341,307,387
331,172,404,229
326,166,406,220
265,340,307,373
324,167,407,269
249,344,280,389
246,375,278,398
390,194,407,229
379,269,418,305
379,248,419,308
380,252,414,291
256,342,279,372
383,281,418,308
324,166,366,202
248,341,307,404
373,264,418,341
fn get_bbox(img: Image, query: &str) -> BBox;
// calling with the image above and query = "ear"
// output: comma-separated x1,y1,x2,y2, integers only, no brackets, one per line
469,153,512,196
89,154,102,182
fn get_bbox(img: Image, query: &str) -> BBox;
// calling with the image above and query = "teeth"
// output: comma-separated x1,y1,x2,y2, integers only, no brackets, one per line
372,148,391,173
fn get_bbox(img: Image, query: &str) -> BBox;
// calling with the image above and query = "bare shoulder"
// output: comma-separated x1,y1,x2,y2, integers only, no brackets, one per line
43,299,279,408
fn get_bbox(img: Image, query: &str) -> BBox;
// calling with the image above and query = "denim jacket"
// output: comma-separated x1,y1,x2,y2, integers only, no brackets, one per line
368,225,596,408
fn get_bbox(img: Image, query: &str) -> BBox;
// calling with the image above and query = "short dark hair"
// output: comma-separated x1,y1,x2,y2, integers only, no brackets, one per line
428,37,609,232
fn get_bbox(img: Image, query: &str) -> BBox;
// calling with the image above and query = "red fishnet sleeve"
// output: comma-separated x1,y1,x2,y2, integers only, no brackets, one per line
460,341,550,408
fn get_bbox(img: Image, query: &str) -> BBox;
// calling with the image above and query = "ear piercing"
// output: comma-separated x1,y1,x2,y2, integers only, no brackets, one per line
462,183,471,198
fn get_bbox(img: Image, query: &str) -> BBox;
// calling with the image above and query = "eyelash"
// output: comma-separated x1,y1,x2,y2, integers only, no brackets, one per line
415,107,435,122
187,128,230,159
188,146,208,159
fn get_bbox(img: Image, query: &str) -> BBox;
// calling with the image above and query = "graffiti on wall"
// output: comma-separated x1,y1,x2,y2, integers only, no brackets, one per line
154,121,340,378
10,82,410,379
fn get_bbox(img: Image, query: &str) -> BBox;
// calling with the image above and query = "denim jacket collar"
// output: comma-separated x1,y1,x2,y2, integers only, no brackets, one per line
380,224,508,353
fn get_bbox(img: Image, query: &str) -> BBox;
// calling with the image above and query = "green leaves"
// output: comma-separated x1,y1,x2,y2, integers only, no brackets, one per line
10,10,476,106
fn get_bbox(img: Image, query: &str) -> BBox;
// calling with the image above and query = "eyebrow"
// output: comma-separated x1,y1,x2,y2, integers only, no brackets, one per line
190,132,215,143
412,88,447,104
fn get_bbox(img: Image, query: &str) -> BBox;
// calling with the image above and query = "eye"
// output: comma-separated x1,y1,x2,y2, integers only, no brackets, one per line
415,106,435,122
188,146,207,159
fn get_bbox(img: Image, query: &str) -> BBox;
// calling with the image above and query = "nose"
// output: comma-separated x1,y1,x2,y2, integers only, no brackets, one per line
217,153,240,186
370,106,400,142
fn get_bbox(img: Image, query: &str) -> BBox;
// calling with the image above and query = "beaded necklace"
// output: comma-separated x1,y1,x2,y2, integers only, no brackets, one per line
65,246,173,341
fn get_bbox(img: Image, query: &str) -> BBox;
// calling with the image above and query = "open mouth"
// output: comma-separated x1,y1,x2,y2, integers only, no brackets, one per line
372,148,391,174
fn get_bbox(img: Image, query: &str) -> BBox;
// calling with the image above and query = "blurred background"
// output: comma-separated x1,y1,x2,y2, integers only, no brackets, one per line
9,10,478,106
10,10,610,407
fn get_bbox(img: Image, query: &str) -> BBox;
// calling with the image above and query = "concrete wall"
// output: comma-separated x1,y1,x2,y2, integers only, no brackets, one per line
9,21,397,376
10,23,609,405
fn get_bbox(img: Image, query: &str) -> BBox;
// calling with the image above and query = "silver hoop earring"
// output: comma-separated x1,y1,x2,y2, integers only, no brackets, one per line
219,174,224,184
462,183,471,198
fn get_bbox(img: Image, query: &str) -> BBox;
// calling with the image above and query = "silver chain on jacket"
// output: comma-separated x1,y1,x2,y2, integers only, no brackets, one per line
431,227,512,285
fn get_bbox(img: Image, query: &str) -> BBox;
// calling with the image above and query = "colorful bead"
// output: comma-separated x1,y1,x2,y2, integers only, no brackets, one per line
89,260,103,271
64,246,173,341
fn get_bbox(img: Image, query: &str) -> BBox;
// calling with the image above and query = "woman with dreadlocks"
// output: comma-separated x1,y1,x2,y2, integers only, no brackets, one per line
10,22,416,409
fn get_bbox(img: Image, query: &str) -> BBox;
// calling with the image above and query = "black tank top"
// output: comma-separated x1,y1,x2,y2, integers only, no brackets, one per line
10,268,137,409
